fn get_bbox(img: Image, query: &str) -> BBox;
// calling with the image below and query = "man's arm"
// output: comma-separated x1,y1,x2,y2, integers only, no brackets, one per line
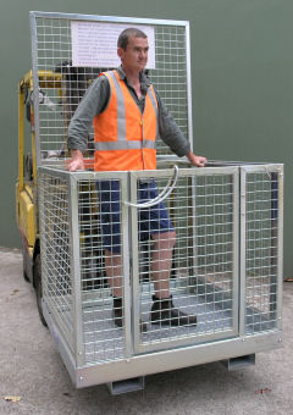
67,76,110,171
186,150,207,167
67,149,85,172
155,91,207,167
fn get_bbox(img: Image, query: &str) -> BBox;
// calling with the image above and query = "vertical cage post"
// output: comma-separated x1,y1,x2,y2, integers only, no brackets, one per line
276,168,284,330
68,173,85,366
121,173,133,357
30,12,41,167
239,168,247,337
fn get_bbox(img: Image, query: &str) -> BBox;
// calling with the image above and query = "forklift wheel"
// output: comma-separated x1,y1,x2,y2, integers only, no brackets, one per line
34,254,47,328
22,246,30,282
23,267,30,282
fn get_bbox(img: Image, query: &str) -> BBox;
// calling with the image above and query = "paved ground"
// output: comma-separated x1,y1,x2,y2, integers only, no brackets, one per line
0,247,292,415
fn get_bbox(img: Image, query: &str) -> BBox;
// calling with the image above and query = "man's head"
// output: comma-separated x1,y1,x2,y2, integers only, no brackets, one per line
117,28,149,74
117,27,147,51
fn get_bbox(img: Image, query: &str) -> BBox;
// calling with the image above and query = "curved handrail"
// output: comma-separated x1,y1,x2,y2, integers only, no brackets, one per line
125,164,179,209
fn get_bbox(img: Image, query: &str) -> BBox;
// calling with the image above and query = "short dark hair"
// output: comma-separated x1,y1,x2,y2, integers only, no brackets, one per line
117,27,147,50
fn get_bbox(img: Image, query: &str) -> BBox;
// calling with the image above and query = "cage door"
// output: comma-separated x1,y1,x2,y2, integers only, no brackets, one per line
129,166,239,354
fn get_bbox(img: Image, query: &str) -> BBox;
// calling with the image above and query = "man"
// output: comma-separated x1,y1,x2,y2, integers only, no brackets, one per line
67,27,207,328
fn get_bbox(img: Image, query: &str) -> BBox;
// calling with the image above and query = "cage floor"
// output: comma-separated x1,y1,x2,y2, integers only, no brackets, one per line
82,291,234,364
53,278,277,365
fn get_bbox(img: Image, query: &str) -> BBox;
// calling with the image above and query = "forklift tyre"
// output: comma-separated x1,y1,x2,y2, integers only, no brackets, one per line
33,254,47,328
22,245,30,282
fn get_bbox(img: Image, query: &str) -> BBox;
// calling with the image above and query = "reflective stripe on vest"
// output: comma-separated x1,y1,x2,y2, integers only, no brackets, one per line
95,139,156,151
107,70,127,145
93,70,158,171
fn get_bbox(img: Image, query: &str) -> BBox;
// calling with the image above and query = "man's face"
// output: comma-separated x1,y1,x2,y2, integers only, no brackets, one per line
118,36,149,73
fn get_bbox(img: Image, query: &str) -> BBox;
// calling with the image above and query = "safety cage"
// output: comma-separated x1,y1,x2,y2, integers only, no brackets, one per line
24,11,284,393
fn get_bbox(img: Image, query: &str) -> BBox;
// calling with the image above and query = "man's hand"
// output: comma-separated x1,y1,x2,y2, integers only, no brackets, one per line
67,149,85,172
186,151,207,167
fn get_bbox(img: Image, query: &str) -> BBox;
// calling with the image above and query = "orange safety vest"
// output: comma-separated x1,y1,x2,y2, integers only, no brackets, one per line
93,70,158,172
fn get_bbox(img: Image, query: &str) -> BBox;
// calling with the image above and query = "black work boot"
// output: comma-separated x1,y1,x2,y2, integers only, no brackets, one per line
112,297,148,332
150,295,197,327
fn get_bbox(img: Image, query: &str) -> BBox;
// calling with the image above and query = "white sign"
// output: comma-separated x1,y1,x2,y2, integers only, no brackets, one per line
71,21,156,69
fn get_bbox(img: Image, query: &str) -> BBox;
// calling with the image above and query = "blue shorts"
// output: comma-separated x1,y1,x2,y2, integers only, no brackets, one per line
96,180,174,253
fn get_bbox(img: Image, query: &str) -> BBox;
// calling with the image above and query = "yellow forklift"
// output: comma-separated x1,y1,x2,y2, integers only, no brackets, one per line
16,70,63,325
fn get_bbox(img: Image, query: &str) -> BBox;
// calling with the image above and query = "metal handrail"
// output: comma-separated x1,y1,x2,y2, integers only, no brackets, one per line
125,164,179,208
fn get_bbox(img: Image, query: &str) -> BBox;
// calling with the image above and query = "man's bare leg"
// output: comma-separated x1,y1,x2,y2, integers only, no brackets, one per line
151,231,176,298
105,250,123,297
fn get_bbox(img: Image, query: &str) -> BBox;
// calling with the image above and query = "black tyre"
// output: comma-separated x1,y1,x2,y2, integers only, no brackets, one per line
22,245,30,282
33,254,47,327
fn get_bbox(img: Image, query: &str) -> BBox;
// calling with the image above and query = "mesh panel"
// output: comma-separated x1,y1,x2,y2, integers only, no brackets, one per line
38,172,73,351
78,178,127,363
134,169,237,350
39,169,129,364
244,170,280,334
31,13,191,163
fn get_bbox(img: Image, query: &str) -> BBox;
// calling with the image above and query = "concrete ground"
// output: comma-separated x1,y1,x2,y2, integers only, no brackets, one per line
0,247,292,415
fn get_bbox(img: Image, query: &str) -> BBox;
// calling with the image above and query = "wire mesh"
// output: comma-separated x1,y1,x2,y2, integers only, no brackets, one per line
78,178,127,363
244,170,280,334
38,171,73,351
134,168,237,350
31,13,191,164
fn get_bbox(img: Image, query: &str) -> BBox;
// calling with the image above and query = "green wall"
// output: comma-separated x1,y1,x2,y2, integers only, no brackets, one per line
1,0,293,277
